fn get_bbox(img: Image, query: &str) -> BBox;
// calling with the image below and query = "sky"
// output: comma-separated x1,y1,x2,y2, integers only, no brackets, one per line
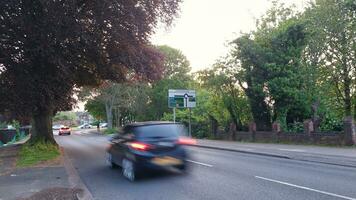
75,0,308,111
151,0,308,72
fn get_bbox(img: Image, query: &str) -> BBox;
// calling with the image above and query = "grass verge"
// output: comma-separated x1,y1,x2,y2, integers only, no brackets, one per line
103,128,118,135
17,141,60,167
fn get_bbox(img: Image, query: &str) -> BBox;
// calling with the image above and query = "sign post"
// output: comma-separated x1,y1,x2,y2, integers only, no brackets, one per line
168,89,196,136
173,107,176,123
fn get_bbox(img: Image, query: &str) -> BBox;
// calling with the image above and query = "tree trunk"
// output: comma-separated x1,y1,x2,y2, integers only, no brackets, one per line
105,103,113,129
30,108,56,144
354,97,356,120
210,115,218,138
344,77,351,117
247,92,272,131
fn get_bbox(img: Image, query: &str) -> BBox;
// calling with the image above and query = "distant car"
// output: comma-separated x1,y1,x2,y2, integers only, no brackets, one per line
59,126,71,135
106,121,196,181
78,123,92,129
52,124,64,130
100,123,108,128
6,125,16,130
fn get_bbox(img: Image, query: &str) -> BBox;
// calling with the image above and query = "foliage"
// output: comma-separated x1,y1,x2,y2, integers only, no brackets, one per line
17,141,60,167
196,61,252,131
231,9,310,130
85,99,106,121
103,128,118,135
320,113,343,132
0,122,6,129
0,0,182,143
147,45,192,120
304,0,356,118
286,122,304,133
53,112,76,122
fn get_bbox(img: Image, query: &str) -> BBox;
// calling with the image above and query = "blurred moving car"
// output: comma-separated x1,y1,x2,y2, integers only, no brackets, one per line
100,123,108,128
78,123,92,129
52,124,64,130
106,121,196,181
59,126,71,135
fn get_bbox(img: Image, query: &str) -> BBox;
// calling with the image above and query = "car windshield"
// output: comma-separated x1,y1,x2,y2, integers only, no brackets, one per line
134,124,187,139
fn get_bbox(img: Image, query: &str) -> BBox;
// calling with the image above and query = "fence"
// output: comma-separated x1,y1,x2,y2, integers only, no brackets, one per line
215,118,355,146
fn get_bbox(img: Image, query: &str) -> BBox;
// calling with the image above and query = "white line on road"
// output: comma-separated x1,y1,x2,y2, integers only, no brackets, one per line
186,159,213,167
255,176,356,200
278,148,306,152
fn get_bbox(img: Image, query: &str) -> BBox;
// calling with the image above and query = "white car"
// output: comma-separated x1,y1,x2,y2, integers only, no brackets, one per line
79,123,92,129
100,123,108,128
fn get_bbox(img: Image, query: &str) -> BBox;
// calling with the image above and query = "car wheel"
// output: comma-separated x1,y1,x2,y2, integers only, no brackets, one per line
107,153,118,169
122,158,136,182
177,163,187,171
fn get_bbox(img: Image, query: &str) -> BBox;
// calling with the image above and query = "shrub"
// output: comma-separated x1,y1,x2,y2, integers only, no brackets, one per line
286,122,304,133
104,128,118,135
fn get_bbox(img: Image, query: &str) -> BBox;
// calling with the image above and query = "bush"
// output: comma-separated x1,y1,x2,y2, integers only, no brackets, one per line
17,141,60,167
286,122,304,133
104,128,118,135
320,113,343,131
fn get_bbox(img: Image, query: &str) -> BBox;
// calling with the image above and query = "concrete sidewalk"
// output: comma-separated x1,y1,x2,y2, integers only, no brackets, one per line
195,139,356,168
0,145,86,200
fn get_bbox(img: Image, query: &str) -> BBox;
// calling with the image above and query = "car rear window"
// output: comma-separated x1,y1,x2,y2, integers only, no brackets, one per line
133,124,187,139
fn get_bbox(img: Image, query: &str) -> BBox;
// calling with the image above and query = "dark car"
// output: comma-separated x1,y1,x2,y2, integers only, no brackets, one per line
106,121,196,181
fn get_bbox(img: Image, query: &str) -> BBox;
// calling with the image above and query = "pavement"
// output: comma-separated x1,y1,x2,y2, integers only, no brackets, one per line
196,139,356,168
0,141,84,200
55,129,356,200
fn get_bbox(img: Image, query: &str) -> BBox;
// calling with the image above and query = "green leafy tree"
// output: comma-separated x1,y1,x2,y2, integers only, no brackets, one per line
84,100,106,121
304,0,356,118
53,112,76,122
231,2,312,130
148,46,192,119
0,0,181,143
197,60,251,138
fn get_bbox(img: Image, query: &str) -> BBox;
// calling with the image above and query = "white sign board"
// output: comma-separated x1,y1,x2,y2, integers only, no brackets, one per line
168,89,196,108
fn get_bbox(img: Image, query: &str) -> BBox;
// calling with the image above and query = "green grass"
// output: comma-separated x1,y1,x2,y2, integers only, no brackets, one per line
17,141,60,167
103,128,118,135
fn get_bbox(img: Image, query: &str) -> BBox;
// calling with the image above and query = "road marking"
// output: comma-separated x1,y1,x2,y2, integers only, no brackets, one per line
186,159,213,167
255,176,356,200
278,148,306,152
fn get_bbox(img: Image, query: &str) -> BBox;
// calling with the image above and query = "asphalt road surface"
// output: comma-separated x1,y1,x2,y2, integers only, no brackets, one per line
55,130,356,200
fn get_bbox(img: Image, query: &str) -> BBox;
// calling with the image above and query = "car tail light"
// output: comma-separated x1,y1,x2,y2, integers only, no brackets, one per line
177,137,196,145
129,142,152,151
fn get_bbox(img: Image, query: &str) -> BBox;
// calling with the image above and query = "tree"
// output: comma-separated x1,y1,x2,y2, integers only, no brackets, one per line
0,0,182,143
85,99,106,121
148,45,192,119
197,60,251,138
53,111,76,122
304,0,356,118
230,2,312,130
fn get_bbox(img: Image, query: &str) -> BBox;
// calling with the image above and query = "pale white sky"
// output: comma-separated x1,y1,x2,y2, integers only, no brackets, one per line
151,0,308,72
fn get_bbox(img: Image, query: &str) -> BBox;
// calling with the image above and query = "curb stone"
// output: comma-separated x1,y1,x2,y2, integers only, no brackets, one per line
61,148,94,200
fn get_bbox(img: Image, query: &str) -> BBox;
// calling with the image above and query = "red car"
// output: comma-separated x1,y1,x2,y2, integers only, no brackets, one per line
59,126,71,135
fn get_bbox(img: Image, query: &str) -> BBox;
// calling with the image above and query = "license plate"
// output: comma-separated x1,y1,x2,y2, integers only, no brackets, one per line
151,156,182,166
157,142,174,147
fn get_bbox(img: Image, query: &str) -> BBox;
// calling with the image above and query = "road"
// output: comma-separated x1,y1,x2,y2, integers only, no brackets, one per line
56,130,356,200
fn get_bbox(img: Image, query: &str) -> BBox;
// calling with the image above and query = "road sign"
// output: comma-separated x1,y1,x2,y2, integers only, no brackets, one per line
168,89,196,108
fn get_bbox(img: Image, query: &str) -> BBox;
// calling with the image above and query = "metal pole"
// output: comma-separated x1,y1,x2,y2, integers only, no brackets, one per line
173,107,176,123
189,108,192,137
